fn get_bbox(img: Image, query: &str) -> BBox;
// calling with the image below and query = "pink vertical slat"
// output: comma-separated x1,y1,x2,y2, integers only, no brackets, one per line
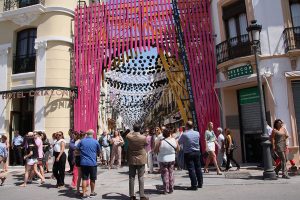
107,0,113,69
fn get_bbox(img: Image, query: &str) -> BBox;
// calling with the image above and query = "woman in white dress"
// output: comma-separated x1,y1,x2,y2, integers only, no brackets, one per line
204,122,222,175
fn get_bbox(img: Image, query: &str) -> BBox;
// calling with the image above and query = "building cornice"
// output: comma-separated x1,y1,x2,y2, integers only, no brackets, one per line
44,7,74,17
35,36,73,45
0,5,75,26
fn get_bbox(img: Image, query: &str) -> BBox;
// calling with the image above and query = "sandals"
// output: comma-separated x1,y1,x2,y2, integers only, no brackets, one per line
0,177,6,186
204,169,209,173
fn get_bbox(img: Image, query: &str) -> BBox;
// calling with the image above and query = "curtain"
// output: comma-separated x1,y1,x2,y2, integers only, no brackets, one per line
239,13,248,42
291,3,300,34
291,3,300,27
228,18,237,46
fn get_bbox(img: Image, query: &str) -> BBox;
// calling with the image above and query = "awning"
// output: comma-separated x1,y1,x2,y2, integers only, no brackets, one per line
214,74,257,89
285,71,300,77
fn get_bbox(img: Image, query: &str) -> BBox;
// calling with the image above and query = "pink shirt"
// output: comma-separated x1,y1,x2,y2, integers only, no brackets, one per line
35,137,43,159
145,135,152,152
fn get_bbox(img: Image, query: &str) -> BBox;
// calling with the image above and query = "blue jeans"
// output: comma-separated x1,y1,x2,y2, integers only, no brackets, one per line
184,151,203,187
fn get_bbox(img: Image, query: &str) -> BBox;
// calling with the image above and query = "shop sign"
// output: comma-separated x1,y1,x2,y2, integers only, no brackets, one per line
239,87,259,105
228,64,253,80
1,88,77,99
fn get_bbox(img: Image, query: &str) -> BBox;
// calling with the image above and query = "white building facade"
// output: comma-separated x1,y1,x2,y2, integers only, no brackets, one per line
212,0,300,164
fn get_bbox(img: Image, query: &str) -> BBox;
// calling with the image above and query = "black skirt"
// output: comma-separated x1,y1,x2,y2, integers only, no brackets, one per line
75,156,81,167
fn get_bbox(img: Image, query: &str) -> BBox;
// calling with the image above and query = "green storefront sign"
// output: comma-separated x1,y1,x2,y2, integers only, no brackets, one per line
239,87,259,105
228,64,253,79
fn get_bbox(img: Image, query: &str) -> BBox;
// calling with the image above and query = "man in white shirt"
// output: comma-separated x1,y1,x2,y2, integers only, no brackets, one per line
216,127,228,168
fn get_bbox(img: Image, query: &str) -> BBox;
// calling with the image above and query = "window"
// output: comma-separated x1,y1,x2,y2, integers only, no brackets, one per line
290,1,300,28
223,1,248,46
14,28,37,74
18,0,41,8
16,28,36,57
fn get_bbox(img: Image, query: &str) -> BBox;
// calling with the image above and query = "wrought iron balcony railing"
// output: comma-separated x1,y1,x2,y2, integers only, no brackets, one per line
13,54,36,74
3,0,45,12
283,26,300,53
216,34,253,65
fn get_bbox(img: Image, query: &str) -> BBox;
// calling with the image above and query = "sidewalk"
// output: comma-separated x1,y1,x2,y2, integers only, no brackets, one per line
1,165,300,200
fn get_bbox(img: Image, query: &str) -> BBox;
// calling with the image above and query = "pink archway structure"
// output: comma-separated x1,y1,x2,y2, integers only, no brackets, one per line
73,0,220,148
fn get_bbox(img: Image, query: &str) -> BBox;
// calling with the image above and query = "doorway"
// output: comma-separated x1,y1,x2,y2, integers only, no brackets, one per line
238,87,263,163
292,81,300,146
9,95,34,165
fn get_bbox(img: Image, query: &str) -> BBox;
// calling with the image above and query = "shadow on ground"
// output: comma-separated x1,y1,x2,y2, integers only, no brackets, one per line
102,192,129,199
57,185,81,199
118,171,129,175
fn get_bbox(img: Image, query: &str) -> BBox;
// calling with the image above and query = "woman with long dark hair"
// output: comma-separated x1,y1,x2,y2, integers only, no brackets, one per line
225,129,240,171
20,133,45,187
41,132,51,173
271,119,290,179
53,131,67,188
109,131,124,169
72,131,87,194
122,129,131,165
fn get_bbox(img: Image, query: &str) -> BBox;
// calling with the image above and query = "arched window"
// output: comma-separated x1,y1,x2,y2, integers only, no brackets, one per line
13,28,37,74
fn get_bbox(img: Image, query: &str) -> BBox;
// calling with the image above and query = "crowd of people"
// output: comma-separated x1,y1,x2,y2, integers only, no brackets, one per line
0,118,296,199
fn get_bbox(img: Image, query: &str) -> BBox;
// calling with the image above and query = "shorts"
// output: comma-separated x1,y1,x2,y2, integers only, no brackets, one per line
102,146,110,161
0,156,4,163
37,158,43,166
27,158,37,166
81,166,97,181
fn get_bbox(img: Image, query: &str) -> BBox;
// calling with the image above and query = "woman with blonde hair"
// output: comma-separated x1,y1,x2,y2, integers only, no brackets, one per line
109,130,124,169
204,122,222,175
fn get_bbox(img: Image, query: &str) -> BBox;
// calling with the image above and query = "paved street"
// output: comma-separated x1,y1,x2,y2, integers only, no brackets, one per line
1,166,299,200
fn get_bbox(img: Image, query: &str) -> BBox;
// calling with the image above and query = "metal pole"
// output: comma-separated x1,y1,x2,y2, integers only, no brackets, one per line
253,43,277,180
171,0,199,131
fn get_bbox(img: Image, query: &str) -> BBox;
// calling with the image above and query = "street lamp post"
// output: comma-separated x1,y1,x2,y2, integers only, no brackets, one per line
247,20,277,180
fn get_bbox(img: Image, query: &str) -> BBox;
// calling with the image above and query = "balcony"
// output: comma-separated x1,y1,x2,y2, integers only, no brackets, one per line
3,0,44,12
13,54,36,74
216,34,253,65
283,26,300,53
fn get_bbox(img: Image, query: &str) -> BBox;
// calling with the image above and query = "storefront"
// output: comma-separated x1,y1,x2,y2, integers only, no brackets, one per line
0,87,77,165
238,86,264,163
291,80,300,147
216,63,274,163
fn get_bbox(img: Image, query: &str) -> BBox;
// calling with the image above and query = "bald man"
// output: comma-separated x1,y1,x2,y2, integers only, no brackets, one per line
178,121,203,190
77,129,101,198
